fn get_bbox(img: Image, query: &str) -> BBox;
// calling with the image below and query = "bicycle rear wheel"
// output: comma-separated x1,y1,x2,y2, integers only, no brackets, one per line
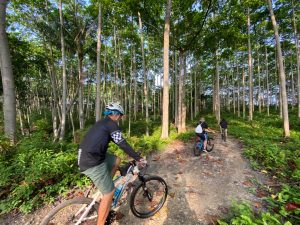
193,142,200,156
40,197,99,225
130,175,168,218
206,139,214,152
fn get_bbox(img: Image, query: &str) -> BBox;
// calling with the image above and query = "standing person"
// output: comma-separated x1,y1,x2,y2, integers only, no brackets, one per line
219,118,228,141
78,102,146,225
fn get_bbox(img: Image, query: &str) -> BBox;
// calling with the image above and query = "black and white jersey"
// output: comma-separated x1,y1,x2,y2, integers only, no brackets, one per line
78,117,141,171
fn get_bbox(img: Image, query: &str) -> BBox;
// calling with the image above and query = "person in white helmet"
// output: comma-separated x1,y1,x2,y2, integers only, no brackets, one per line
78,102,146,225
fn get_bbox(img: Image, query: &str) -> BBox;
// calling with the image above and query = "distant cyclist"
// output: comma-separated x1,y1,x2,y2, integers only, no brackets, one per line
219,118,228,141
195,117,213,151
78,102,146,225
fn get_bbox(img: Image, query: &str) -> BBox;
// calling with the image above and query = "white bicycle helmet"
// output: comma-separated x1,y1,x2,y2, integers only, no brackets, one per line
105,102,125,115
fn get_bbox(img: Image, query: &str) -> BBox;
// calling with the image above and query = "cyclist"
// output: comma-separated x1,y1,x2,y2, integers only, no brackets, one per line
219,118,228,141
196,117,213,151
78,102,146,225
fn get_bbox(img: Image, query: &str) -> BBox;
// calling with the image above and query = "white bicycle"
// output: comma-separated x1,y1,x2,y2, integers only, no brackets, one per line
41,160,168,224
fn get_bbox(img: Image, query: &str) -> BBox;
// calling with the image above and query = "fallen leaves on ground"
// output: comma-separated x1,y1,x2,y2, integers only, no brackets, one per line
168,192,175,198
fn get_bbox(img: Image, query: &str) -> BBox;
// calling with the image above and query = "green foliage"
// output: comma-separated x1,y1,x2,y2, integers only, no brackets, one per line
0,129,82,214
0,135,13,155
0,118,181,215
108,123,174,158
218,110,300,225
219,202,291,225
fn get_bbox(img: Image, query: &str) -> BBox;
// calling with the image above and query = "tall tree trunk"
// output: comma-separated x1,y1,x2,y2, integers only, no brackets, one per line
291,0,300,118
174,53,178,127
291,61,296,107
59,0,67,140
177,50,184,133
113,26,118,99
138,12,149,136
182,53,187,131
247,8,253,121
161,0,171,138
133,47,137,120
267,0,290,137
242,67,246,119
45,41,60,139
214,49,220,123
85,82,91,119
0,0,16,143
194,67,197,117
258,51,262,113
237,58,241,117
77,52,84,129
96,4,102,121
265,46,270,116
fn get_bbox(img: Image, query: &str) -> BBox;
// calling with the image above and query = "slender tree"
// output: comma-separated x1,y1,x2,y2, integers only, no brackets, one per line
0,0,16,143
247,7,253,121
96,4,102,122
59,0,67,140
138,11,149,136
161,0,171,138
291,0,300,118
267,0,290,137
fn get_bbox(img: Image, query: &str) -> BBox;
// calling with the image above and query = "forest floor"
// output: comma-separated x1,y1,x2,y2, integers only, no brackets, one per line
0,130,271,225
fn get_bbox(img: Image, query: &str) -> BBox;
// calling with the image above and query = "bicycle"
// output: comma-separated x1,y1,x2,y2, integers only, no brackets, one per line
221,128,227,142
41,160,168,225
193,133,214,156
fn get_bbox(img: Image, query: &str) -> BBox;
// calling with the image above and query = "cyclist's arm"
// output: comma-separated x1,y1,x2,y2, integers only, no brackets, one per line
206,127,216,133
119,140,142,160
108,122,142,161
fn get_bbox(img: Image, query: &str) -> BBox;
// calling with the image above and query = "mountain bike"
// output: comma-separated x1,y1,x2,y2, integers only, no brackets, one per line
193,133,214,156
221,128,227,142
41,160,168,225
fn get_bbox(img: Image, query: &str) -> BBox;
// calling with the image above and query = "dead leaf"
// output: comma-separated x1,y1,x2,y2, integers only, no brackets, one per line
169,192,175,198
285,203,300,211
242,180,253,186
252,201,262,208
152,156,160,161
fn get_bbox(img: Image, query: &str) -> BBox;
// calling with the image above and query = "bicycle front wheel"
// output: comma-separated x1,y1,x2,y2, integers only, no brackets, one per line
130,176,168,218
206,140,214,152
40,197,99,225
193,142,200,156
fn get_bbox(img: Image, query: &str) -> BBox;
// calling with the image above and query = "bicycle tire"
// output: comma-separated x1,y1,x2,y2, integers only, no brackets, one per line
130,175,168,218
221,129,226,142
40,197,99,225
193,142,200,156
206,139,214,152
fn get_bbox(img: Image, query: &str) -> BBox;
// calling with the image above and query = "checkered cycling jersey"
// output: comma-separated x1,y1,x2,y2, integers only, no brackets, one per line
111,130,123,144
78,117,141,171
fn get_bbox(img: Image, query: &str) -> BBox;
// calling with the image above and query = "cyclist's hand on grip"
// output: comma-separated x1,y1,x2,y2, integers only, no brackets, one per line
137,158,147,169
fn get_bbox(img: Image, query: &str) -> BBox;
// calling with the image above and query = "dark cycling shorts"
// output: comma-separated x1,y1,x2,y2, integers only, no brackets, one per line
196,132,205,141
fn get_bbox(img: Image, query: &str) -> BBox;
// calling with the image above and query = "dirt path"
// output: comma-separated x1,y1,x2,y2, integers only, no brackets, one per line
0,133,268,225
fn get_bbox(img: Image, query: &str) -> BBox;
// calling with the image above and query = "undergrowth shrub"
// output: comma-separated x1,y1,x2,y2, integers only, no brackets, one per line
218,110,300,225
0,118,180,215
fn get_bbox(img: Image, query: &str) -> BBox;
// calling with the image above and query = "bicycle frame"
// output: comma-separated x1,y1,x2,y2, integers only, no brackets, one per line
112,165,139,208
74,163,140,225
195,133,209,151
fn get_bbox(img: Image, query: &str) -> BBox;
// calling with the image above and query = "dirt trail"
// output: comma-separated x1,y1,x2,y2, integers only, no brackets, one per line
0,133,268,225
